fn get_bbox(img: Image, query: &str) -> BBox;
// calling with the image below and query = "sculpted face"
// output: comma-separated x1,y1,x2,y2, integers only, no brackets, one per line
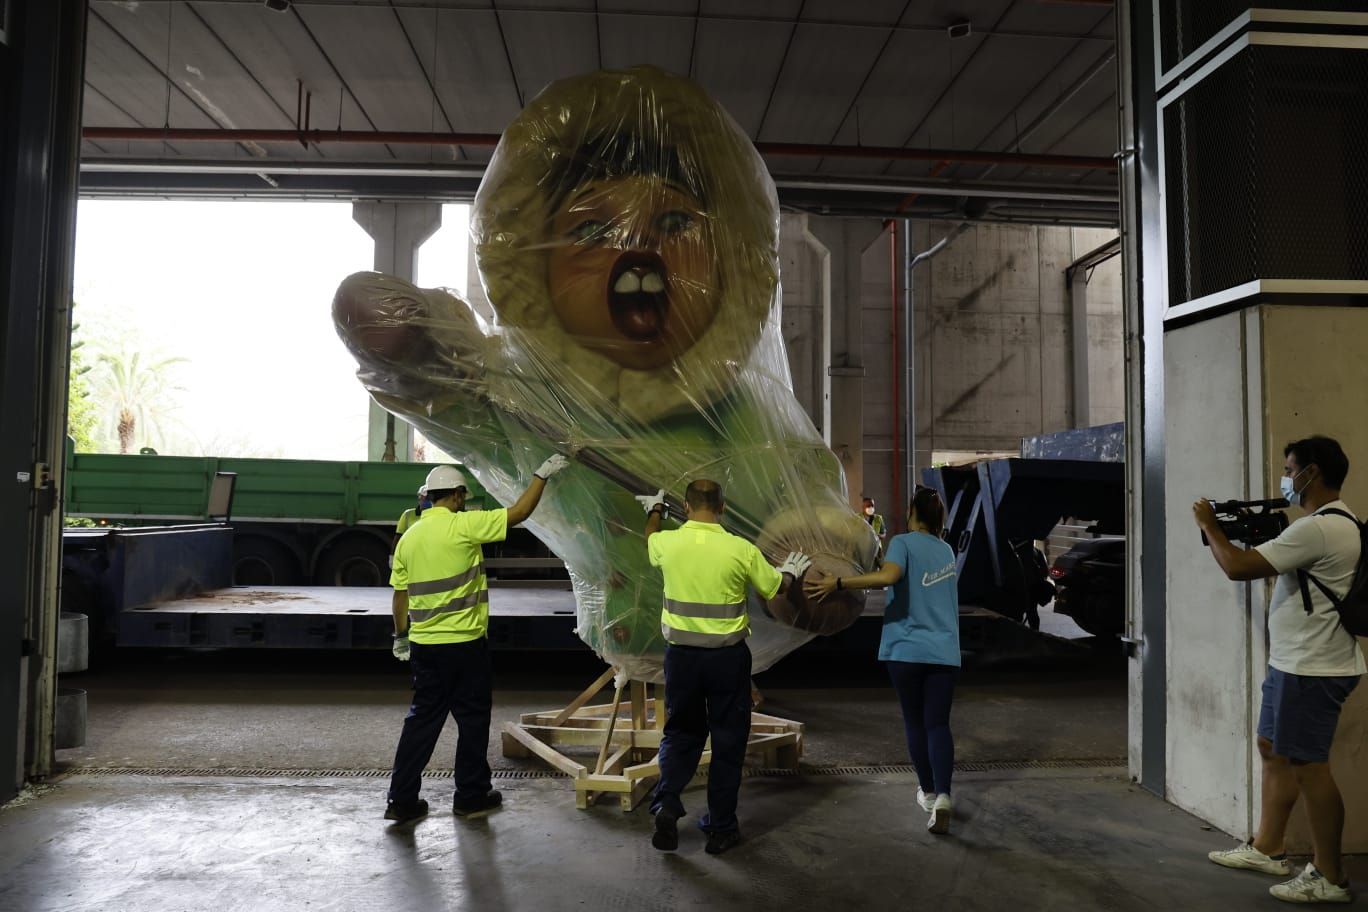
546,175,719,371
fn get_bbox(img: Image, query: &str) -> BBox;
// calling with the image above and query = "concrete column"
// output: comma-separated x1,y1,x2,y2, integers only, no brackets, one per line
1164,308,1368,851
778,214,825,427
352,201,442,462
1134,2,1368,850
1068,268,1090,429
805,217,883,509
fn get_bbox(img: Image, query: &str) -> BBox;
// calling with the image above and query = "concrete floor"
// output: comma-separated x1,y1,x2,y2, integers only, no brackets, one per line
51,645,1126,771
7,642,1358,909
3,768,1363,911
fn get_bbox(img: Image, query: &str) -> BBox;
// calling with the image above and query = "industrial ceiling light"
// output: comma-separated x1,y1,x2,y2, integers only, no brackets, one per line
947,21,972,39
263,0,291,11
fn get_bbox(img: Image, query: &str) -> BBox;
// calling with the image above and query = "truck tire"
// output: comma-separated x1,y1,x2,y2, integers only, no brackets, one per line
234,536,302,586
314,535,389,587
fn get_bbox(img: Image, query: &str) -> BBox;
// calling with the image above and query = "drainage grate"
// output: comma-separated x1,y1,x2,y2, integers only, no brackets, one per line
65,757,1123,781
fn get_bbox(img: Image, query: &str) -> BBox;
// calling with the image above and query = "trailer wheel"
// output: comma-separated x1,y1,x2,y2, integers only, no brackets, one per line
314,535,389,587
234,537,302,586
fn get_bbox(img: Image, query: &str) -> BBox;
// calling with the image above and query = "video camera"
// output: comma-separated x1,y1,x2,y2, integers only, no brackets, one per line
1201,498,1290,547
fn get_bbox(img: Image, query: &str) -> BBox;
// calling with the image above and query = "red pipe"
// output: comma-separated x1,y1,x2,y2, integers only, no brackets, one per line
81,127,1118,172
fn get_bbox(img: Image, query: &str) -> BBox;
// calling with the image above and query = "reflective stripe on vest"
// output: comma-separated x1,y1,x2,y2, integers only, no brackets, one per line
660,623,749,648
660,597,749,647
407,588,489,624
662,597,745,620
408,561,487,637
407,563,484,597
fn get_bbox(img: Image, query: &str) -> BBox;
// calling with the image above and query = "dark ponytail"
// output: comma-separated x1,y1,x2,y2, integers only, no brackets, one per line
910,485,945,538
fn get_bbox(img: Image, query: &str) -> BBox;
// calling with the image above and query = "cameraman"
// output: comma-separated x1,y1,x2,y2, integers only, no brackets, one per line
1193,435,1365,904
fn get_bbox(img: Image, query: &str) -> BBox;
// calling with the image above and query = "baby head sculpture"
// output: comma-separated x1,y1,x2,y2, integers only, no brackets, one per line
473,65,780,423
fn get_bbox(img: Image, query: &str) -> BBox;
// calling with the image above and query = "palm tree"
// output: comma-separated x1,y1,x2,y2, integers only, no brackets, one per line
66,319,99,453
88,347,186,454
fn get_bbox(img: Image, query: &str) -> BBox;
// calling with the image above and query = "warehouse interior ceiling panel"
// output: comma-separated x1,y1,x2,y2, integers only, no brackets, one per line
79,0,1121,223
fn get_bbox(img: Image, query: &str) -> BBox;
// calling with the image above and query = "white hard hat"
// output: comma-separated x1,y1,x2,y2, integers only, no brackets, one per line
423,465,467,493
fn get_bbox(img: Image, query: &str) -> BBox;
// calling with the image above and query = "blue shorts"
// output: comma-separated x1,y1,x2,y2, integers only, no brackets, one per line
1257,667,1359,763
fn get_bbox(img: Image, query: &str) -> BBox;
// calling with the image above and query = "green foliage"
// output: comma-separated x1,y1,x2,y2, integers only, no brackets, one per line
84,337,186,455
66,319,100,453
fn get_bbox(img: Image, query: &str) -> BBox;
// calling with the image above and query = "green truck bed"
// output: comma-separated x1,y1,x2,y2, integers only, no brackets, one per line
64,451,493,525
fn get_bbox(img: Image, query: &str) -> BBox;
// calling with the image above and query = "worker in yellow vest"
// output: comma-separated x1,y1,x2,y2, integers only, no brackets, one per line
383,455,569,824
637,479,811,855
389,484,431,569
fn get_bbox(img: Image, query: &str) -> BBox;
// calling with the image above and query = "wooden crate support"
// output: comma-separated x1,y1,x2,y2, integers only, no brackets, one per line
501,666,804,811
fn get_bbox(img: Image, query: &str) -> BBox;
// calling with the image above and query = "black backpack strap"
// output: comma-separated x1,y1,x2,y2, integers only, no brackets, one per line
1304,571,1343,608
1315,507,1359,525
1298,570,1316,616
1301,507,1358,612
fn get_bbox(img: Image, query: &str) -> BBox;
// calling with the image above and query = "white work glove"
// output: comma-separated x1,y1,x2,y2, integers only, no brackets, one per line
534,454,570,479
634,489,668,514
392,635,410,661
387,554,394,569
778,552,813,580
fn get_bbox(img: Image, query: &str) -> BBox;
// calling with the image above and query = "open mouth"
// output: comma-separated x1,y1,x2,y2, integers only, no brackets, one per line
606,251,670,342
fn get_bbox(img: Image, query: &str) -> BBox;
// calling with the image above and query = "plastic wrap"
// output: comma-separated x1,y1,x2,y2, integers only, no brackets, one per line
333,66,879,682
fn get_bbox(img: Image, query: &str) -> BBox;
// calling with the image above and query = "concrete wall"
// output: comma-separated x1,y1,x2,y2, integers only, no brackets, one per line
1162,311,1261,836
1161,305,1368,852
777,217,1124,527
1261,306,1368,853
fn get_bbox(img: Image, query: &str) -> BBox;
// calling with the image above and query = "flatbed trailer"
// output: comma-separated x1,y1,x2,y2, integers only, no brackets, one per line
117,583,585,651
63,448,562,587
113,586,1083,659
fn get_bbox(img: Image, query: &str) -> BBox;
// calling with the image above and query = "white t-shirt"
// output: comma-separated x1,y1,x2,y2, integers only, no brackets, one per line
1255,500,1367,677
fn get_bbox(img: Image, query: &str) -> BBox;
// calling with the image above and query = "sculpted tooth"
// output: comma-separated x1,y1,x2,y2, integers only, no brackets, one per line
640,272,665,294
614,272,642,293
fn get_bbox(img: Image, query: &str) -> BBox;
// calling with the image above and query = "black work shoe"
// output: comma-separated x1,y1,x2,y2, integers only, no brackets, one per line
651,810,680,851
704,830,742,855
453,790,503,817
384,799,429,823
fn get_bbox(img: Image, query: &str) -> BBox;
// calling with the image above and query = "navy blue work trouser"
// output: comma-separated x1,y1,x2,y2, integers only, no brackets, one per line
388,637,492,805
887,660,957,795
651,641,751,832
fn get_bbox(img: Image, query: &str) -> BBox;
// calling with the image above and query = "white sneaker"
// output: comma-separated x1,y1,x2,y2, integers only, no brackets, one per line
1270,864,1352,904
916,788,937,813
927,793,952,835
1208,841,1293,876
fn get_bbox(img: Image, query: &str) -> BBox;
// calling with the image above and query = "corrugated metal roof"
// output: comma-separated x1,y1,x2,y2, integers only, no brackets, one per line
80,0,1121,222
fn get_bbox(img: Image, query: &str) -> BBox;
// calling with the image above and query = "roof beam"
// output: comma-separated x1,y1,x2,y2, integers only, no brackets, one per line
80,126,1118,171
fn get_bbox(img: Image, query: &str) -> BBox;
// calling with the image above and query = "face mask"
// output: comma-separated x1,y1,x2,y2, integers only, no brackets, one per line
1280,467,1309,506
864,507,875,516
419,498,433,511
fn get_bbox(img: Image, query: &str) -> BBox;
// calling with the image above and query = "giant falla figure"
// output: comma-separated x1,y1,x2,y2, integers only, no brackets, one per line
333,66,878,682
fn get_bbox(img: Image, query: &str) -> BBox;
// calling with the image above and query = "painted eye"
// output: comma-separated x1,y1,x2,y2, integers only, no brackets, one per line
567,219,608,244
657,210,694,235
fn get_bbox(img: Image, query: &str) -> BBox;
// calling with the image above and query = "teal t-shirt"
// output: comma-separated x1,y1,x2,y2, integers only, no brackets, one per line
880,532,961,667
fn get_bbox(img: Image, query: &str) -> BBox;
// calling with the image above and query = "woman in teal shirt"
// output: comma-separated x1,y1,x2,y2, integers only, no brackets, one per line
807,486,960,834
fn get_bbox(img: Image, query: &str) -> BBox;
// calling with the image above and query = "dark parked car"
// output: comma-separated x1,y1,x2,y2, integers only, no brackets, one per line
1050,538,1125,638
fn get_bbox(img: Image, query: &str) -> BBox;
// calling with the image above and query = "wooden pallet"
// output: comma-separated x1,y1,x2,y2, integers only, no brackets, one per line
501,666,804,810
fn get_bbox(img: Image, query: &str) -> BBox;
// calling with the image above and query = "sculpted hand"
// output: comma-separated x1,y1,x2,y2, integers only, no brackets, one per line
804,573,839,604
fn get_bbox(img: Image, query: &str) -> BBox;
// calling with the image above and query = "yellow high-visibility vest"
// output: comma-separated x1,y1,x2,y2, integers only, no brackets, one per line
391,505,507,644
395,507,420,536
647,520,783,647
